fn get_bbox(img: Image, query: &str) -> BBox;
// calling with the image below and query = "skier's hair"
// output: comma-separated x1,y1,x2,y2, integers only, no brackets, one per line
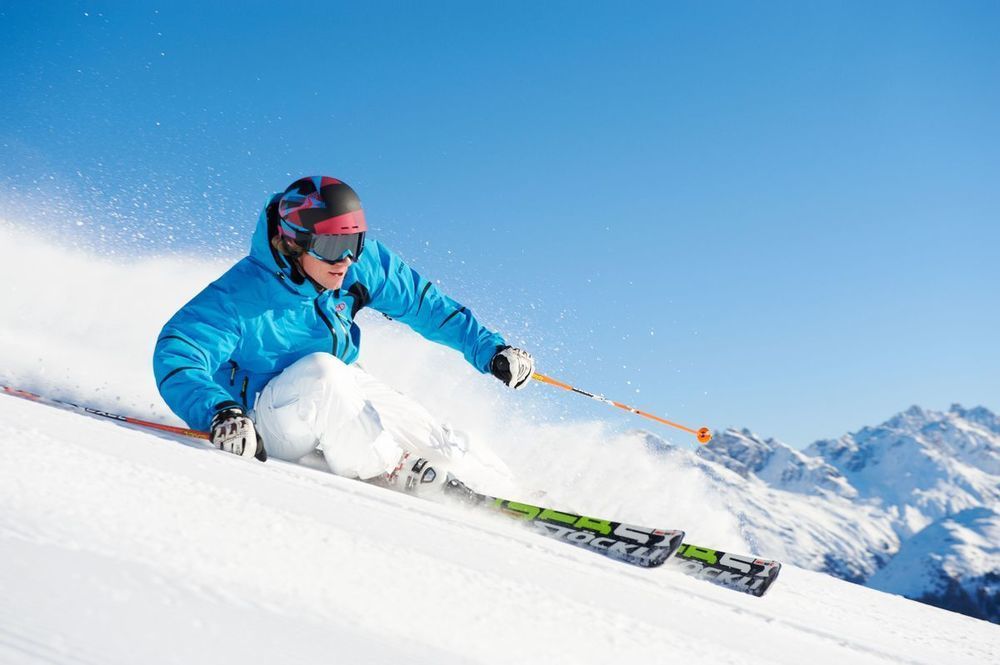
271,233,303,258
265,197,309,287
267,198,304,258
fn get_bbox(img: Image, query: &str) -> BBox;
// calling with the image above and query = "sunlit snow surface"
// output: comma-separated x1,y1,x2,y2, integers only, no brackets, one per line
1,221,998,663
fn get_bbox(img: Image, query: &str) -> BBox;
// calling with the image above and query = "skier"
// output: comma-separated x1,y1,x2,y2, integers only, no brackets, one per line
153,176,534,494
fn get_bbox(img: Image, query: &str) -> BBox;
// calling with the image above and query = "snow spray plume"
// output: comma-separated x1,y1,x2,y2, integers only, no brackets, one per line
531,372,713,444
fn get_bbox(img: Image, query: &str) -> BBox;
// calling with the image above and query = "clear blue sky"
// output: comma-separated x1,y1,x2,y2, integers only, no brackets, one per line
2,1,998,447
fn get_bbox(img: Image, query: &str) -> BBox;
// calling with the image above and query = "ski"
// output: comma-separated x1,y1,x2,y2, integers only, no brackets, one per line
497,497,684,567
669,543,781,597
442,478,781,596
441,477,683,566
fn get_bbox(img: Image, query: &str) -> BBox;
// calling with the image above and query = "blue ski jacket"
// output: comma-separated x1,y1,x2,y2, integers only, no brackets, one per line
153,194,506,432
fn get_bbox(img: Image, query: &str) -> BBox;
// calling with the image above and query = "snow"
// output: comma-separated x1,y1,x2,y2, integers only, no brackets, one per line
2,395,998,665
1,221,999,662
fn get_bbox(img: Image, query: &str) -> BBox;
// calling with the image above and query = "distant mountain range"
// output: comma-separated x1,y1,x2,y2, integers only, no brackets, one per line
643,404,1000,623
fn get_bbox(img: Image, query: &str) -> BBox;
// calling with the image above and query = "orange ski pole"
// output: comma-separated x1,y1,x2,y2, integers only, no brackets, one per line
531,372,712,444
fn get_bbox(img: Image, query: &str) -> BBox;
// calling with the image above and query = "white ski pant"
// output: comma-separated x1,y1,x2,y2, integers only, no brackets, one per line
251,352,460,479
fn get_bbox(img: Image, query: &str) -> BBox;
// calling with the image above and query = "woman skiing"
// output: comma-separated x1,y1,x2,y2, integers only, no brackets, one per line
153,176,534,493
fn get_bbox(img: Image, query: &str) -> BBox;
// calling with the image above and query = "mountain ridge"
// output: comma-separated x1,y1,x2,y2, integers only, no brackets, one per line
686,403,1000,622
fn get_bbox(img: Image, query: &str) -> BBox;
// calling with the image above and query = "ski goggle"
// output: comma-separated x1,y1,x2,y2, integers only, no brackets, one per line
303,231,365,264
279,218,365,263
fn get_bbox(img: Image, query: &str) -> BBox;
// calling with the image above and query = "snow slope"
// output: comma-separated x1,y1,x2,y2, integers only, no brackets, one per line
2,394,998,665
1,220,998,662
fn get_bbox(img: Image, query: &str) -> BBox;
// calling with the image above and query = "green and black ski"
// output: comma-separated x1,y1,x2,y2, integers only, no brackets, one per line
670,543,782,597
492,498,685,568
443,477,782,597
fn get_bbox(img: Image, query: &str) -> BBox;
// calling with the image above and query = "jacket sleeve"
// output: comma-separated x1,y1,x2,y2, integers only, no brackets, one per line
364,240,506,373
152,282,243,432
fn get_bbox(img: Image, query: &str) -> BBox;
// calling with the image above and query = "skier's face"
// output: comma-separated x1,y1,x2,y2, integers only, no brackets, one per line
299,250,353,290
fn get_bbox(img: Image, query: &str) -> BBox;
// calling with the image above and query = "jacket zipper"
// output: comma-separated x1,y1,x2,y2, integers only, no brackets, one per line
333,310,351,352
314,298,339,357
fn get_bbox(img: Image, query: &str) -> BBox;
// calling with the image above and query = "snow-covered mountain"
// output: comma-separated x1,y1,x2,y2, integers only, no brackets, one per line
639,432,896,582
696,428,857,499
808,404,1000,536
868,507,1000,623
694,406,1000,622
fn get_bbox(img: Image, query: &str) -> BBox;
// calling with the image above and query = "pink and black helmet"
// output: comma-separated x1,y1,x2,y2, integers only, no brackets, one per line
277,176,367,263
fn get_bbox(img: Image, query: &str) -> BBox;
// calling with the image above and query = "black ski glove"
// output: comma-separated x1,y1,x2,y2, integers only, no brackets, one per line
490,346,535,389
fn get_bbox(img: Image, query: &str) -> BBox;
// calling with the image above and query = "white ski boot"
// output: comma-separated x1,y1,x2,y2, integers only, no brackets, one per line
383,451,449,496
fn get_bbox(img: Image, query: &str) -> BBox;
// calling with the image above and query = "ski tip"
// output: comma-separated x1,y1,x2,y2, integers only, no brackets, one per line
671,544,783,597
750,561,782,597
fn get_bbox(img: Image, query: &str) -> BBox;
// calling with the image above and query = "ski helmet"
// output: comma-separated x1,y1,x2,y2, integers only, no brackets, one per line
277,176,367,263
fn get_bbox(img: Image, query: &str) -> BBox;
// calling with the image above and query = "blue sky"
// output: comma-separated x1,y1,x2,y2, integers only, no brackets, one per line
2,1,998,447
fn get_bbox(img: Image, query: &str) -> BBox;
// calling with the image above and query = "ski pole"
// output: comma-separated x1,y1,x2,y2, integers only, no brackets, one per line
1,384,209,440
530,372,713,444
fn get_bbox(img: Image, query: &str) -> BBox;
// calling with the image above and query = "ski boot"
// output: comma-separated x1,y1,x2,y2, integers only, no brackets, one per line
383,452,448,496
381,452,487,505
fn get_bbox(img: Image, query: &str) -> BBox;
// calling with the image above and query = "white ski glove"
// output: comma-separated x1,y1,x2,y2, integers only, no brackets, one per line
490,346,535,389
210,407,267,461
